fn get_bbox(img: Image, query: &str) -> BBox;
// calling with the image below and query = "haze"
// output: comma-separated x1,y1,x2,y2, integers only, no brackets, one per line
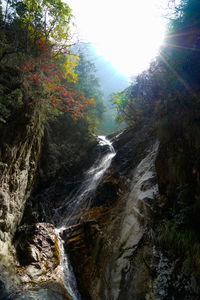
67,0,168,78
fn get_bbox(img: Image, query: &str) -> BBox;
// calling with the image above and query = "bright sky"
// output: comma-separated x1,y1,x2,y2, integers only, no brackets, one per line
66,0,168,79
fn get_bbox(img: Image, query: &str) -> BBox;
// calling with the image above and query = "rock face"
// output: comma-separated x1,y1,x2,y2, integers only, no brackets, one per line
0,108,95,297
0,112,42,242
14,223,60,279
64,134,159,299
101,141,159,300
0,109,43,296
63,128,200,299
12,222,72,300
36,114,96,191
1,108,200,300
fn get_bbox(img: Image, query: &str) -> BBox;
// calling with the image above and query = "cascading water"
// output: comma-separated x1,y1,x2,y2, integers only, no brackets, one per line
41,136,116,300
56,229,81,300
52,136,116,228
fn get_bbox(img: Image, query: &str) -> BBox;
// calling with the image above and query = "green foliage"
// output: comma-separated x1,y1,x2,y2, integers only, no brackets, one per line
109,0,200,274
168,154,187,184
97,108,123,135
72,52,105,132
113,0,200,133
0,0,73,69
111,90,128,123
0,83,23,122
2,0,72,42
160,223,200,275
0,1,98,123
173,184,193,228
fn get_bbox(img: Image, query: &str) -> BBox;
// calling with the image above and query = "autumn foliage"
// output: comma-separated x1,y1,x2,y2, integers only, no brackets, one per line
22,40,95,121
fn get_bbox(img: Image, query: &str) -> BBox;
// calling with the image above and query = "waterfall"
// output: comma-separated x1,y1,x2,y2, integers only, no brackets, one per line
53,135,116,228
56,228,81,300
46,136,116,300
105,141,159,300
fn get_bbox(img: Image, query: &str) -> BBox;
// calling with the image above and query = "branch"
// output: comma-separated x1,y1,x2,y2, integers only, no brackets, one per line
0,48,20,62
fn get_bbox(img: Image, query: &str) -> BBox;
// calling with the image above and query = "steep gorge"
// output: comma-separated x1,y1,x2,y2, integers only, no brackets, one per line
0,110,199,299
1,0,200,298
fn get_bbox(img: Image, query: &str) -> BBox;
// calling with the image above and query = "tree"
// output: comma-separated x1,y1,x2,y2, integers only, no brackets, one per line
0,1,96,122
0,0,73,61
72,52,105,131
22,39,95,120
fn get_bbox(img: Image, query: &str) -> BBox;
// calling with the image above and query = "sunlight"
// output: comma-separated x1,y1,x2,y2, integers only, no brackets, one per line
67,0,168,78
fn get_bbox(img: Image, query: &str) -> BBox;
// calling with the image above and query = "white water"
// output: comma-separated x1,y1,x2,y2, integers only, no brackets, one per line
56,228,81,300
53,136,116,228
107,142,159,300
53,136,116,300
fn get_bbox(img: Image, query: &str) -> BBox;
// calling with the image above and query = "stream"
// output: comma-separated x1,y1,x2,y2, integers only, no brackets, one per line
42,136,116,300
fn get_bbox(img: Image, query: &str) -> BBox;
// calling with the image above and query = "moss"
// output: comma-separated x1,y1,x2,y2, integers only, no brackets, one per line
26,174,33,191
159,222,200,277
26,131,42,193
53,234,60,267
0,84,24,123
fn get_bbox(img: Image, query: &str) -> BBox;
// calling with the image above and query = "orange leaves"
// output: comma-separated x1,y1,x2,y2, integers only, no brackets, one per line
48,85,57,91
52,98,58,103
36,39,51,54
22,38,95,120
22,59,35,72
27,73,41,85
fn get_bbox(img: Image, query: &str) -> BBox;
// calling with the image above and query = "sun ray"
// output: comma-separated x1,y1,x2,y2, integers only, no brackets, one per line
160,52,198,100
164,43,200,51
66,0,168,78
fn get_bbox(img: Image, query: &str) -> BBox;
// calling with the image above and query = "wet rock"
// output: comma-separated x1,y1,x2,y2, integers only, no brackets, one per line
0,280,8,300
96,142,159,300
12,281,72,300
14,223,60,281
62,220,102,300
111,126,154,175
36,114,96,191
8,222,73,299
0,112,42,243
140,176,157,191
92,181,119,207
61,130,159,299
0,108,43,296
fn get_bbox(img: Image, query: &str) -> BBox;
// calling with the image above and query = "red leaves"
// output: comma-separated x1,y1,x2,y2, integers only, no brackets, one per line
36,39,51,53
22,39,93,120
27,73,41,85
22,59,35,72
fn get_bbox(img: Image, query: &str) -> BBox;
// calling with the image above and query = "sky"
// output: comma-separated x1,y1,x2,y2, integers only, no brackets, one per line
66,0,169,79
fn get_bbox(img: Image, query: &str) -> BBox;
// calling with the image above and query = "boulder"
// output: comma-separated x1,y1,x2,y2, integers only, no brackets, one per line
14,223,60,280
